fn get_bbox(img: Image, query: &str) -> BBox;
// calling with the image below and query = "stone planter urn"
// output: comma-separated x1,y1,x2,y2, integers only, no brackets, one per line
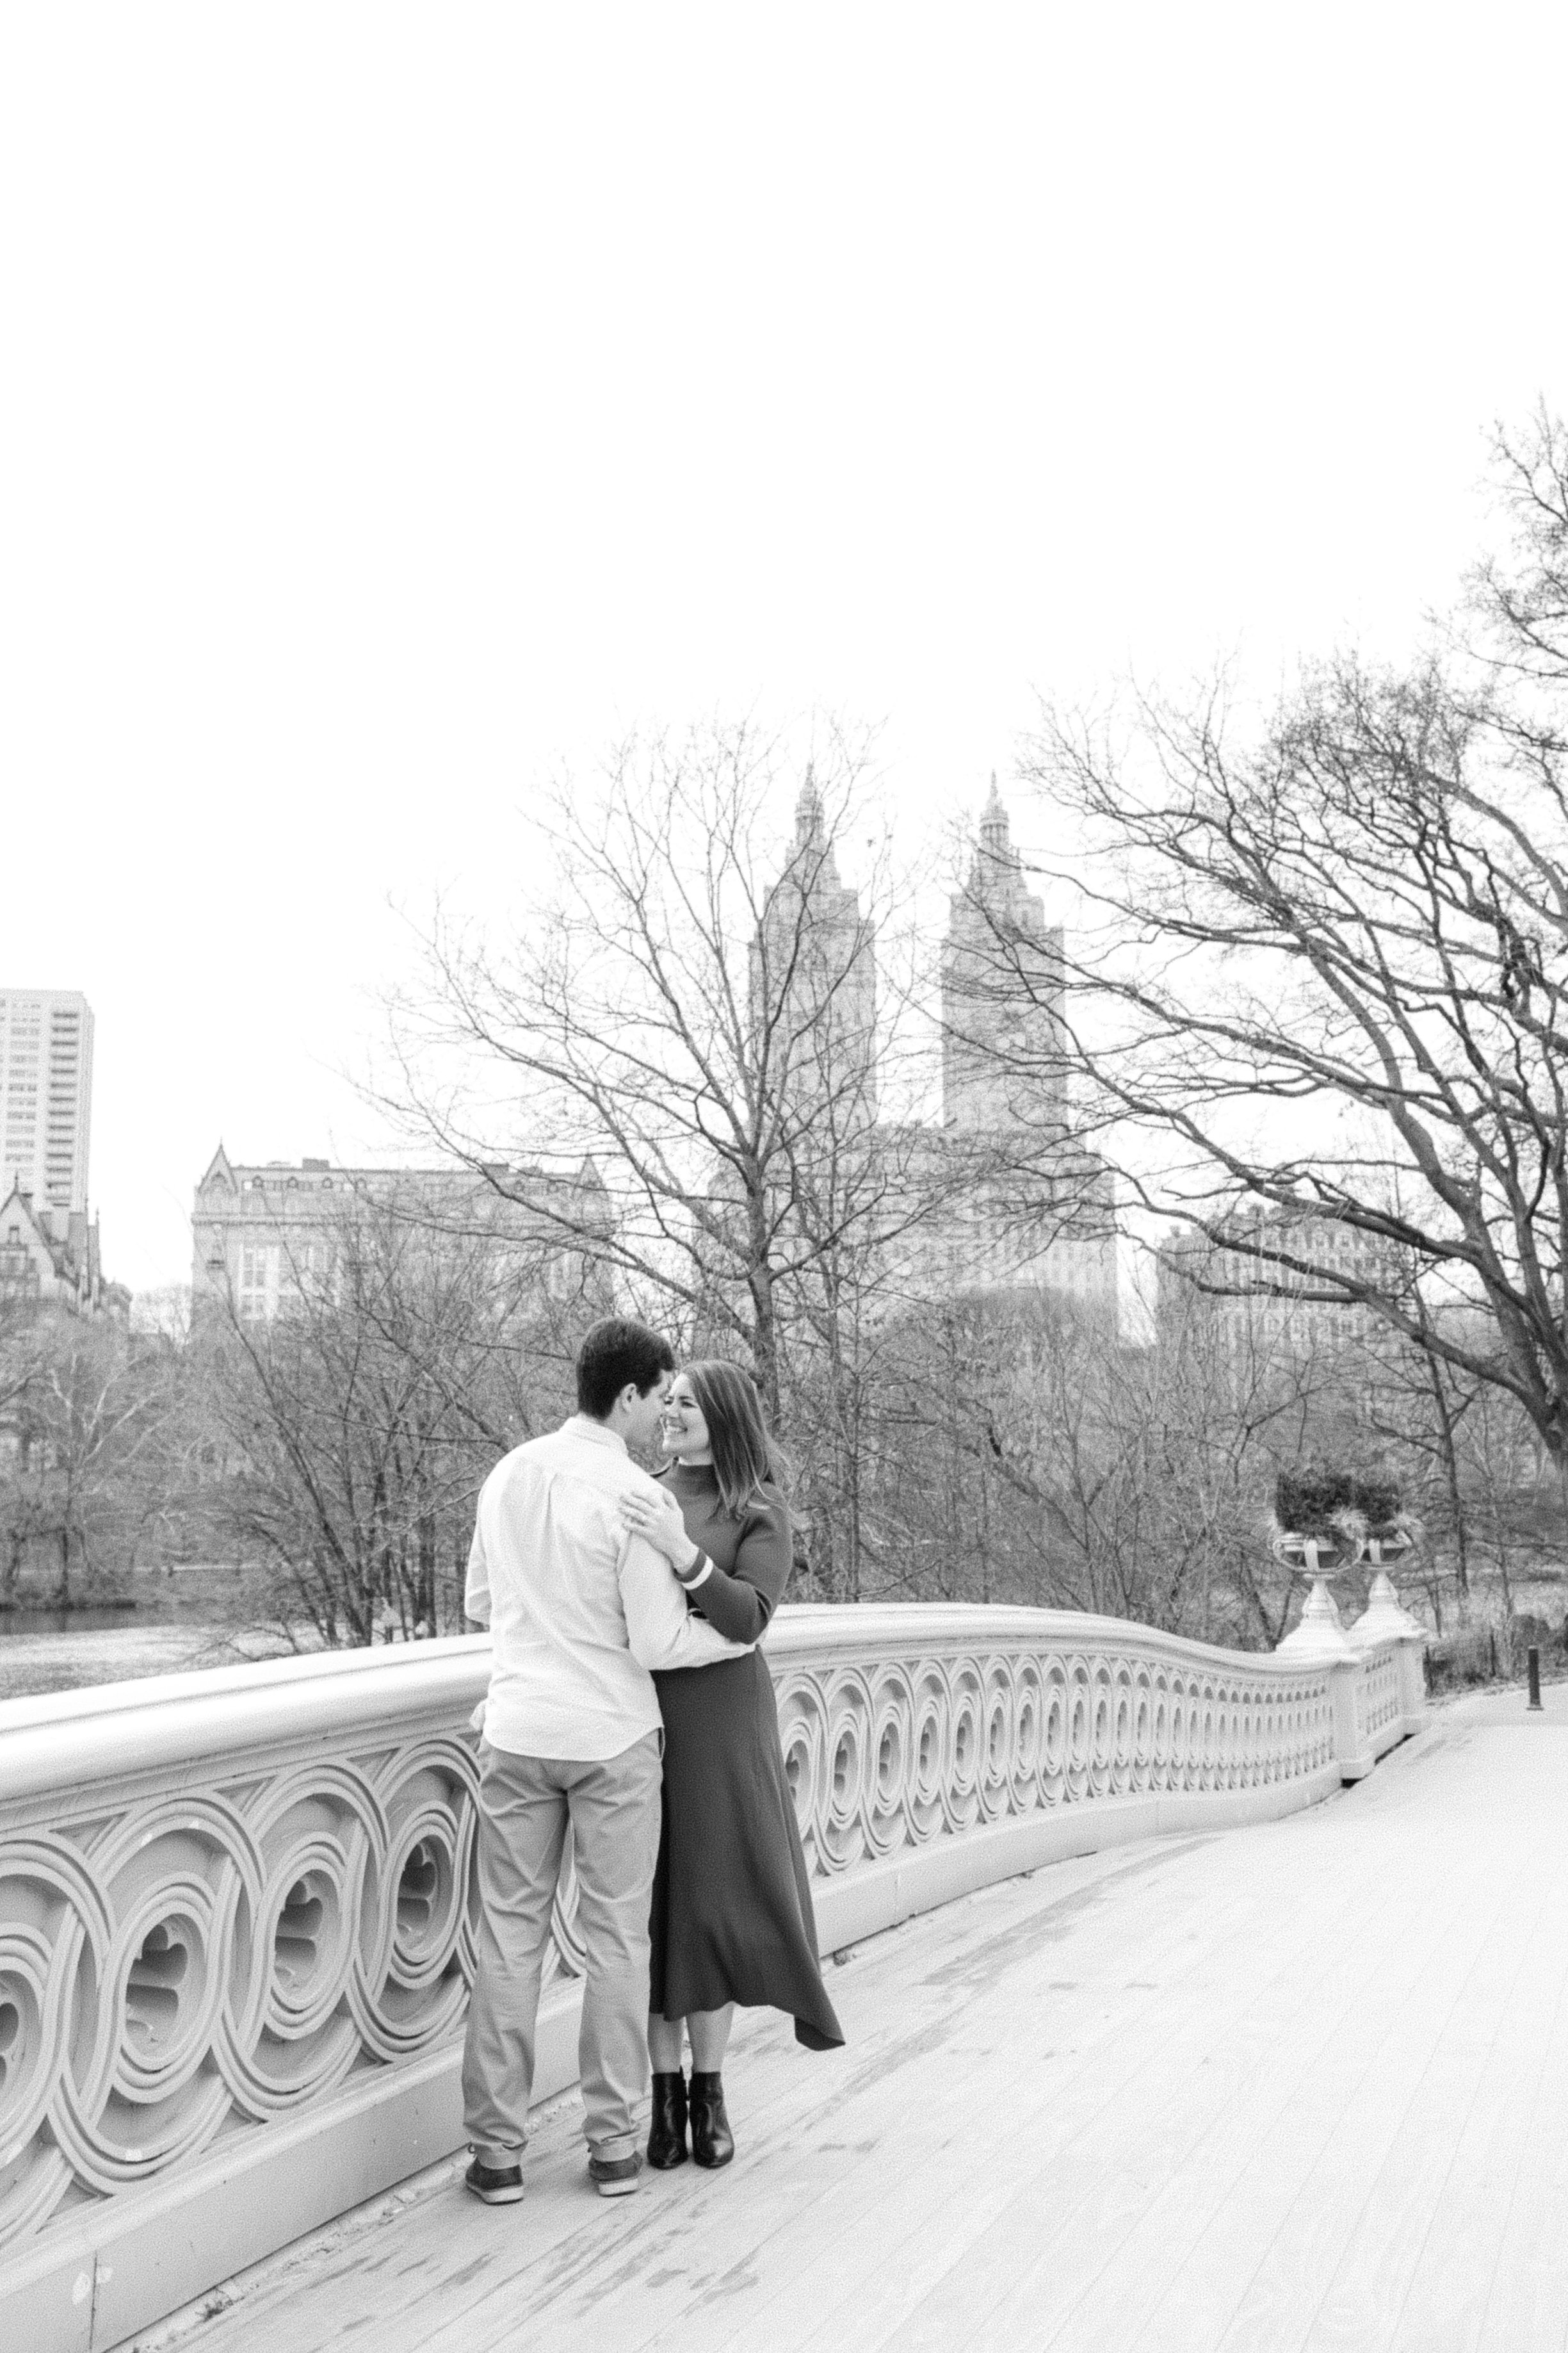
1348,1522,1423,1646
1273,1525,1361,1658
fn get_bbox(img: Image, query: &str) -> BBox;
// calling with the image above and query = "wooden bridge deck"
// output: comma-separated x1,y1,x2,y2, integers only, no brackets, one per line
126,1685,1568,2353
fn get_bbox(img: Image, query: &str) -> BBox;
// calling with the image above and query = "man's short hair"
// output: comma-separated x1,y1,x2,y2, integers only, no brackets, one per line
576,1318,677,1419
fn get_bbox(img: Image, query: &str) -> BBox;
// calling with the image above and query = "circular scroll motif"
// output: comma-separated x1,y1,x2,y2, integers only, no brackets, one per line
862,1664,914,1859
976,1660,1015,1823
776,1672,830,1871
820,1671,876,1871
1010,1657,1043,1814
942,1659,985,1836
1151,1673,1171,1787
1040,1659,1069,1802
906,1661,951,1845
1065,1657,1093,1798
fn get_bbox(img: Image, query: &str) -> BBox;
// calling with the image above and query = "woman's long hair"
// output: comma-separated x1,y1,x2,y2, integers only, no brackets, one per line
683,1358,786,1520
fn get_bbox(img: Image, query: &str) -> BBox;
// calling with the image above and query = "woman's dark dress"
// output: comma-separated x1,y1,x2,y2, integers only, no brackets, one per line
649,1465,843,2052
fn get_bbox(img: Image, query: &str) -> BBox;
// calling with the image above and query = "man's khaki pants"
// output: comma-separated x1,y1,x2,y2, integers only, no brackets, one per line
462,1731,663,2165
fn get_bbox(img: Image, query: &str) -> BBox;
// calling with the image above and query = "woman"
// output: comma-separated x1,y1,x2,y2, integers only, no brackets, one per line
617,1358,843,2172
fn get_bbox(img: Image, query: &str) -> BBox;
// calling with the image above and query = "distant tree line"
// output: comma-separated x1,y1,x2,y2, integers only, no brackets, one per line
4,1208,1558,1655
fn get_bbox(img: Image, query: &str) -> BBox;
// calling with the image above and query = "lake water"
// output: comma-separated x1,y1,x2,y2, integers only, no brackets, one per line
0,1561,307,1702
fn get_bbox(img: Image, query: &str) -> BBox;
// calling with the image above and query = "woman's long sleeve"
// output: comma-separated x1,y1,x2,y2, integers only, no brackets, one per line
685,1494,791,1644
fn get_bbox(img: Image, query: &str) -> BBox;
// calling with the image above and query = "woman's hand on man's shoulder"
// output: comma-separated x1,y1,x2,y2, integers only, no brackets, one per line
616,1478,699,1570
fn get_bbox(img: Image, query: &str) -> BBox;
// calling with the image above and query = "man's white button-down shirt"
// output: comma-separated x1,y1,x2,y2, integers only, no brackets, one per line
465,1414,751,1759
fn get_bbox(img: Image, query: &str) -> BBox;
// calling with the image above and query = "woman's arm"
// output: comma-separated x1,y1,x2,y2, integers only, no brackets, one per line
675,1492,791,1645
618,1533,754,1670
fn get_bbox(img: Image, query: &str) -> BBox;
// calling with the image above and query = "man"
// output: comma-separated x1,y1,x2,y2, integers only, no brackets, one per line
460,1317,752,2204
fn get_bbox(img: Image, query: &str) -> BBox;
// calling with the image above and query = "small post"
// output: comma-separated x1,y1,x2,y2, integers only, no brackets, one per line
1528,1645,1543,1711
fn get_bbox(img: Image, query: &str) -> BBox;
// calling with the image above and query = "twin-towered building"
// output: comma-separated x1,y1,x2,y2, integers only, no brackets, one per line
756,772,1069,1137
752,776,1116,1321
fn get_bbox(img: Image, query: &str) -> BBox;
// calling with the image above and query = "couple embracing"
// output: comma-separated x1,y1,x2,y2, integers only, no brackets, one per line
461,1317,843,2205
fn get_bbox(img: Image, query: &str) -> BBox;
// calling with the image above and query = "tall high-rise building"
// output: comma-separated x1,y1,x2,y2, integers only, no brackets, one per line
941,779,1065,1132
751,774,878,1136
0,989,93,1212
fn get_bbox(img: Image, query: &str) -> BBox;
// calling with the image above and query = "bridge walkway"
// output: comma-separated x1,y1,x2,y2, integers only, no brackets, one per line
128,1686,1568,2353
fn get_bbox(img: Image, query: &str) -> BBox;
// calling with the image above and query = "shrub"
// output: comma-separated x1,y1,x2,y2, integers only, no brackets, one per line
1275,1464,1403,1536
1508,1612,1558,1668
1423,1629,1500,1693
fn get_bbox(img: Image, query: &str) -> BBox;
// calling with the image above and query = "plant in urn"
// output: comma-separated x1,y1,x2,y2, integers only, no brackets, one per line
1345,1470,1423,1645
1272,1467,1366,1658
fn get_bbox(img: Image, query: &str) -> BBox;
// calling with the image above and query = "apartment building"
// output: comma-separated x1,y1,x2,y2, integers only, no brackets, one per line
0,989,94,1214
191,1147,613,1325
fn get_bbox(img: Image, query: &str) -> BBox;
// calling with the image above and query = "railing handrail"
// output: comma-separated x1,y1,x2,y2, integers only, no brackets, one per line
0,1602,1354,1805
0,1631,492,1735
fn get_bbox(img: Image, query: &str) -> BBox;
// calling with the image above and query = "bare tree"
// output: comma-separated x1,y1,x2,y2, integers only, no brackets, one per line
0,1313,183,1604
200,1191,586,1645
832,1260,1323,1638
391,720,966,1599
992,408,1568,1541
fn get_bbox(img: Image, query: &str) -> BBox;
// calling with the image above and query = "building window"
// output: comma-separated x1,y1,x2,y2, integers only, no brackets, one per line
240,1245,273,1313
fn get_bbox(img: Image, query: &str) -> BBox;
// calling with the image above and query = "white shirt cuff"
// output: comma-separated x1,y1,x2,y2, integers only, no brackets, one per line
679,1555,713,1590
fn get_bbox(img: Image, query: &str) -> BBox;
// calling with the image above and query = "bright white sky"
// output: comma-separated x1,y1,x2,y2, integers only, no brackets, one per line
4,4,1566,1294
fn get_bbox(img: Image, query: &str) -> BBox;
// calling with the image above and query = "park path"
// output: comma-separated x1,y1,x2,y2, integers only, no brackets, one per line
122,1684,1568,2353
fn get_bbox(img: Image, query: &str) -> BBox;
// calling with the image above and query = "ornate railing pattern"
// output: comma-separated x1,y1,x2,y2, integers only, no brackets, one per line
773,1623,1341,1875
1,1647,484,2272
0,1604,1421,2283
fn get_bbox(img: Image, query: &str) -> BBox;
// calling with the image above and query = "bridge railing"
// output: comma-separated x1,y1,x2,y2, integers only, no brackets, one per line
0,1602,1423,2353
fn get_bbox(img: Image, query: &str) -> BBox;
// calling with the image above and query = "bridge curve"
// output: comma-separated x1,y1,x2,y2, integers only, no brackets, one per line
178,1686,1566,2353
1,1602,1426,2351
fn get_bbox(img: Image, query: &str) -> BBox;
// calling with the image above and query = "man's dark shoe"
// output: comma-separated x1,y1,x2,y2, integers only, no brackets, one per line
588,2151,642,2198
688,2072,735,2169
464,2155,524,2205
647,2071,689,2169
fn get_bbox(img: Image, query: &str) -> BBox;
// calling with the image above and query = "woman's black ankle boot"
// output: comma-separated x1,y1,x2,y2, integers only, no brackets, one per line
688,2071,735,2169
647,2072,688,2169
